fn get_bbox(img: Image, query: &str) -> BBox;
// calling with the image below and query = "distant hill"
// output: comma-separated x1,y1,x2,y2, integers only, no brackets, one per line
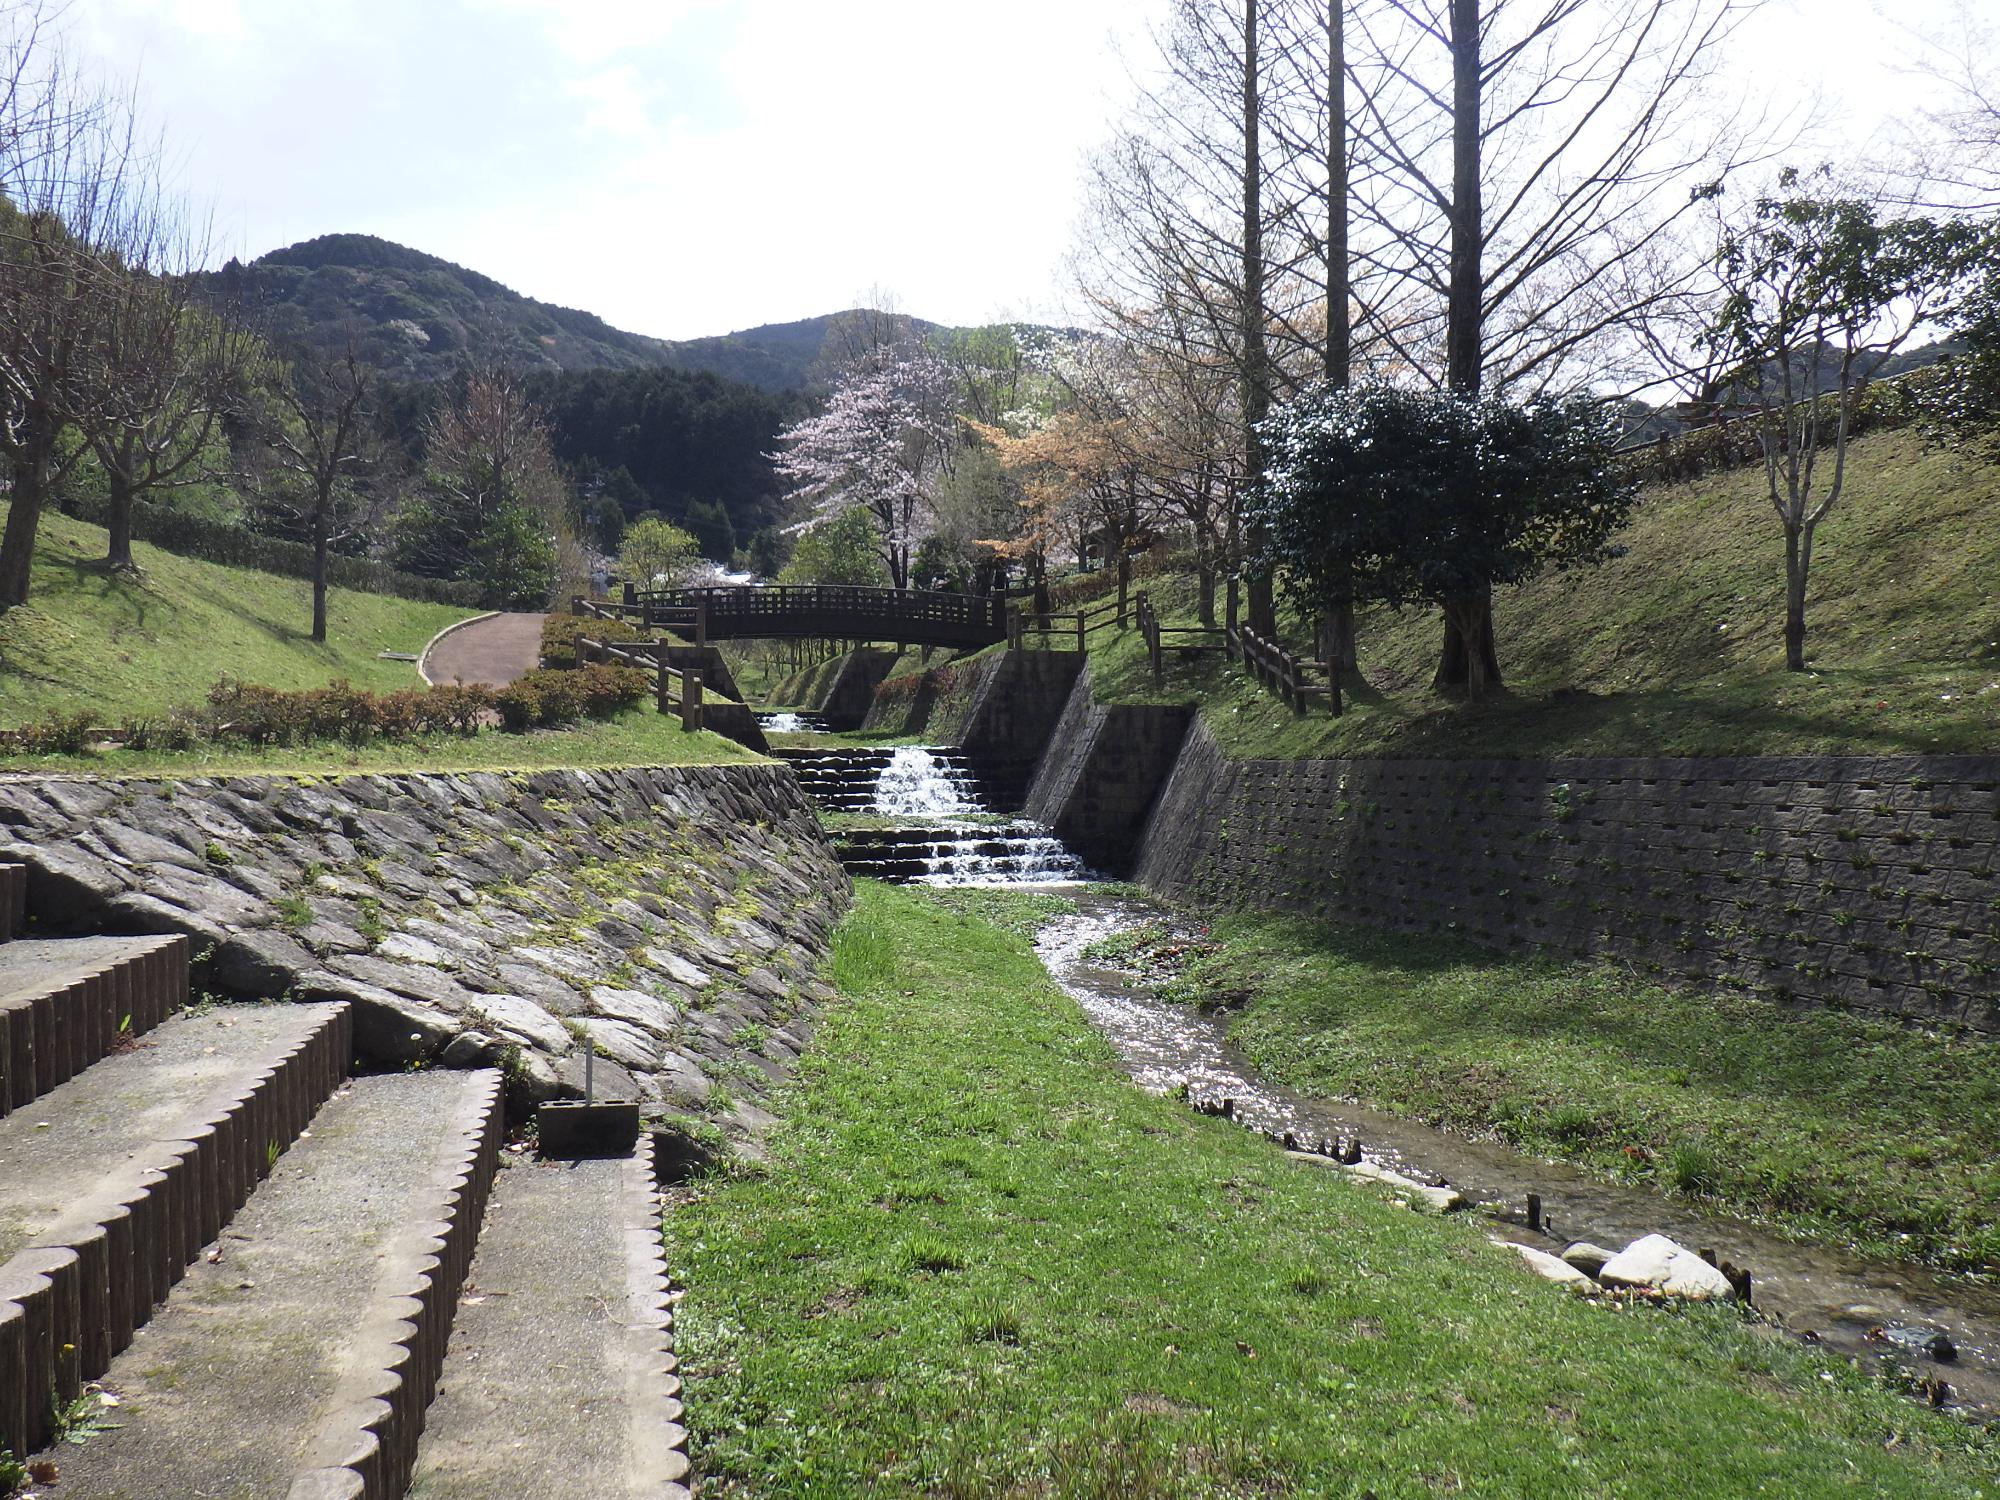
206,234,678,383
205,234,947,391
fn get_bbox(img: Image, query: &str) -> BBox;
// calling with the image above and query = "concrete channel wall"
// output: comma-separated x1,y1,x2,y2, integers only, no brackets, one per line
1132,722,2000,1032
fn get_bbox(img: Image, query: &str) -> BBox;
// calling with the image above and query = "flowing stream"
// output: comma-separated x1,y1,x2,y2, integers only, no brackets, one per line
1034,887,2000,1418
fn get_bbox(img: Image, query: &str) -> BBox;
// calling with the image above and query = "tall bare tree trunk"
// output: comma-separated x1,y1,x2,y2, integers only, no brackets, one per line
105,467,137,572
311,483,333,644
1323,0,1357,675
0,427,56,611
1242,0,1277,640
1433,0,1501,695
1784,522,1809,672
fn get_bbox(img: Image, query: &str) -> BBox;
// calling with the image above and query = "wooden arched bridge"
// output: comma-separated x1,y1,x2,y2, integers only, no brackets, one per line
577,584,1011,651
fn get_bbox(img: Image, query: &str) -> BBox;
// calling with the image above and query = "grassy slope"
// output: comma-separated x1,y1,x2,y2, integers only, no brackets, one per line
1122,912,2000,1273
0,503,465,726
661,883,1992,1498
1085,428,2000,757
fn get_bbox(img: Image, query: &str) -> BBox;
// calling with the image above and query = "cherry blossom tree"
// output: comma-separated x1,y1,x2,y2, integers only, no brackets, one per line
772,345,956,590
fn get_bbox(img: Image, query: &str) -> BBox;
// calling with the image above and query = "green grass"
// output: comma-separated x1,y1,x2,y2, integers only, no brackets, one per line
0,703,762,775
1146,912,2000,1274
660,883,1992,1498
1079,427,2000,757
0,503,470,726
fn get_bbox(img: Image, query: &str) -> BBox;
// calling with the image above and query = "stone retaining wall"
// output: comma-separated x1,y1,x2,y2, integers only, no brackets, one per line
1134,722,2000,1031
1024,666,1191,874
0,765,851,1136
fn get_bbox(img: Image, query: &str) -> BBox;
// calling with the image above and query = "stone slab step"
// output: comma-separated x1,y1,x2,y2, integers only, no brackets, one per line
0,862,23,942
410,1134,688,1500
0,1001,350,1458
33,1067,503,1500
0,935,189,1117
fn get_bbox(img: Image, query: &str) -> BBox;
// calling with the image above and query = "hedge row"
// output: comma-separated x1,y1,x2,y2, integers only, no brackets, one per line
60,496,484,607
539,611,645,668
0,665,653,757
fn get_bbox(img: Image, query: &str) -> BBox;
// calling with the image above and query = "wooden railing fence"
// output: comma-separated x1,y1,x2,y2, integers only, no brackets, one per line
1136,581,1341,715
574,634,707,731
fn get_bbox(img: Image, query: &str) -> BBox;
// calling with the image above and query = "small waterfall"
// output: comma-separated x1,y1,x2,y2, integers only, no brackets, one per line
870,747,982,818
760,711,809,732
915,828,1084,886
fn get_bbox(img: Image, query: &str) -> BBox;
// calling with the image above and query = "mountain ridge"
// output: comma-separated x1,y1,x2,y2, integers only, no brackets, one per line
205,232,939,391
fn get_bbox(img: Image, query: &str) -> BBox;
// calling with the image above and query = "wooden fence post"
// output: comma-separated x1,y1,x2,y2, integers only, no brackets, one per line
681,666,704,732
655,655,671,715
1075,610,1085,655
622,580,636,606
695,599,709,647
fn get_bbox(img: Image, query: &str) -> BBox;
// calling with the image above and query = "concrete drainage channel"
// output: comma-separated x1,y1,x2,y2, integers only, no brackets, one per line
0,876,697,1500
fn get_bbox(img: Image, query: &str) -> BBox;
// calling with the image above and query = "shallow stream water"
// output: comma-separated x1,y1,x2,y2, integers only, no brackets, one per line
1034,887,2000,1418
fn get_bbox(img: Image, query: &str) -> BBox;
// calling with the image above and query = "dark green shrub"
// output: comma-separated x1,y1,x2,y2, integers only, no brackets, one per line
494,678,546,731
419,684,495,734
540,612,643,669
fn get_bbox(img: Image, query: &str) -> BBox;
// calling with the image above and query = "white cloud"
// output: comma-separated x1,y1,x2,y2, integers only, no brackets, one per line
60,0,1966,342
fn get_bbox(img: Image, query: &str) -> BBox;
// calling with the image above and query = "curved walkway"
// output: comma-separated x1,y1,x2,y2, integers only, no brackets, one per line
421,611,546,688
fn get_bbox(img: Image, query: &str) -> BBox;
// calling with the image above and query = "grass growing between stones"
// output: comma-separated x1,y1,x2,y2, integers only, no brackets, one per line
1156,912,2000,1274
660,882,1993,1498
0,703,763,775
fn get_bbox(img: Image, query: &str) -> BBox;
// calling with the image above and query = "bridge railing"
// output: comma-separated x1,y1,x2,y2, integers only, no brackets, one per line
615,583,1007,645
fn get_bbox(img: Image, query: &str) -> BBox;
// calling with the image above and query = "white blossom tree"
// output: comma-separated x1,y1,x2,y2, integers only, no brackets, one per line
772,346,957,590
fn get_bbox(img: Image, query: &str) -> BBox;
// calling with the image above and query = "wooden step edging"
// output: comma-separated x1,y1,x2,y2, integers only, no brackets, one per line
0,864,23,943
290,1069,505,1500
622,1132,692,1499
2,937,189,1119
0,1001,353,1459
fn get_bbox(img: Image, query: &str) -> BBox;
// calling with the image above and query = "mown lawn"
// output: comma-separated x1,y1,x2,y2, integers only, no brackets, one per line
1078,427,2000,758
0,503,466,725
1131,911,2000,1275
660,882,1993,1498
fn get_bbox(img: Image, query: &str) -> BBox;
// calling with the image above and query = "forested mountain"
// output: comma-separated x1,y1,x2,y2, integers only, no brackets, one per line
205,234,678,383
203,233,941,391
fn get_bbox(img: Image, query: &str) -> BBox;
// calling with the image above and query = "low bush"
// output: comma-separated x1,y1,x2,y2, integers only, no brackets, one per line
2,665,650,760
539,611,644,669
496,664,648,730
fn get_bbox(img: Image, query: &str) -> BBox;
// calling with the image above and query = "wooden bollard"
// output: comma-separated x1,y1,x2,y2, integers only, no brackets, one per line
681,666,704,732
655,657,671,714
1341,1137,1362,1165
622,580,636,606
1526,1192,1543,1233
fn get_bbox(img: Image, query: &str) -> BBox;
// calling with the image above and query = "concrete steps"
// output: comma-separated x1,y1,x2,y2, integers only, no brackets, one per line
411,1134,688,1500
0,1001,351,1459
36,1067,503,1500
0,934,189,1117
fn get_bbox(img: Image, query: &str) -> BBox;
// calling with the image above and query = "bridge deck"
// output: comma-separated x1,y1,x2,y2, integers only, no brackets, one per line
592,585,1010,649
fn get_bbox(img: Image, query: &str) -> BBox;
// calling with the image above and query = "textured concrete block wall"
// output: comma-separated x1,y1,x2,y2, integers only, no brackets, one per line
1025,666,1192,873
1135,722,2000,1031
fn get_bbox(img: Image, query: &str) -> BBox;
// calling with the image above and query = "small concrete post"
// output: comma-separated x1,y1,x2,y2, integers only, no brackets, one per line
584,1037,595,1105
681,666,704,732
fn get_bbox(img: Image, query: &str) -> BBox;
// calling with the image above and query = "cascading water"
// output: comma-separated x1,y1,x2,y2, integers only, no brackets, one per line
759,711,831,733
869,747,982,818
831,746,1088,885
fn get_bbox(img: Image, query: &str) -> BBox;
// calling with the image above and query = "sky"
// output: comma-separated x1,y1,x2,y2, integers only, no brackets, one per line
69,0,1969,342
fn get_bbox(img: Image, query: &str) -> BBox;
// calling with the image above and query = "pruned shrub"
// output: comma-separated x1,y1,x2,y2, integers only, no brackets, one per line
540,612,643,669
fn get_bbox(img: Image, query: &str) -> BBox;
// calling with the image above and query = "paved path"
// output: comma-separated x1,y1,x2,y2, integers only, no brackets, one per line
424,611,546,687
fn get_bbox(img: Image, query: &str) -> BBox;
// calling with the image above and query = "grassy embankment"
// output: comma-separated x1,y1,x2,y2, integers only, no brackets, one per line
662,882,1993,1498
1097,911,2000,1274
1079,427,2000,758
0,505,757,771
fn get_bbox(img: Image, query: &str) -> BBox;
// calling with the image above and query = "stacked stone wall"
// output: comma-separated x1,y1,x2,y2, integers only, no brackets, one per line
1135,722,2000,1031
1025,666,1192,873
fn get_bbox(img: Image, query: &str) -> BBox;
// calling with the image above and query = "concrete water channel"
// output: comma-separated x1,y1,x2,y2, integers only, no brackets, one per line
776,719,1999,1419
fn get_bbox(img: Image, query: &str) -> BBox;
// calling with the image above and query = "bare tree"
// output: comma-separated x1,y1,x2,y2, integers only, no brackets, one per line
1340,0,1772,687
0,8,150,610
75,228,255,571
1898,1,2000,210
267,346,375,643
